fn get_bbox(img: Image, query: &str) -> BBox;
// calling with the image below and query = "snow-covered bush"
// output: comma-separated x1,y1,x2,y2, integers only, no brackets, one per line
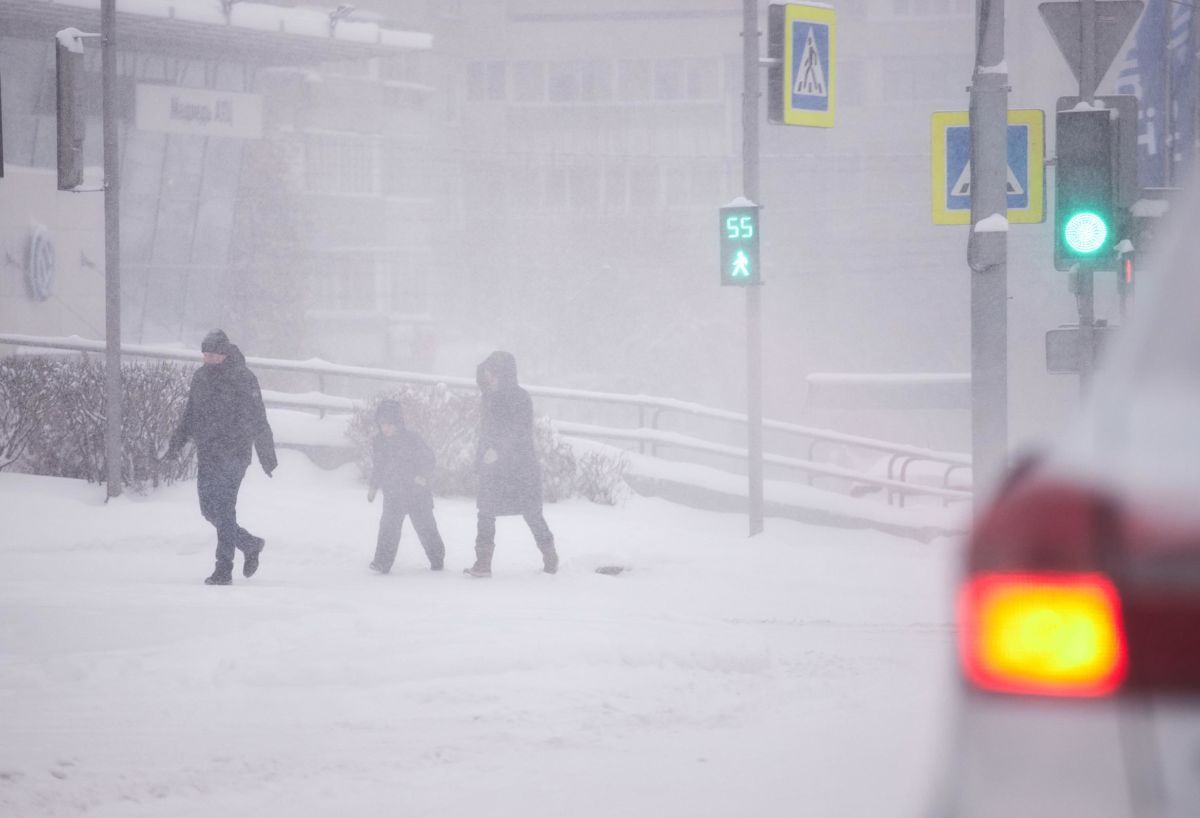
0,358,54,471
347,387,624,504
573,449,630,506
535,416,577,503
0,356,194,490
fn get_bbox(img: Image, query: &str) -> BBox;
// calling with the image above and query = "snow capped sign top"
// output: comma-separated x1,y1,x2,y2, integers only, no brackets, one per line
1038,1,1144,99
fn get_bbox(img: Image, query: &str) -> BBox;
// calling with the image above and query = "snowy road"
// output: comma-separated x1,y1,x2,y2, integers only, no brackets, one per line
1,452,960,817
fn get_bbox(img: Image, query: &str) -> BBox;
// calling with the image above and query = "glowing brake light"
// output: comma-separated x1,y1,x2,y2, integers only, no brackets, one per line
958,573,1128,697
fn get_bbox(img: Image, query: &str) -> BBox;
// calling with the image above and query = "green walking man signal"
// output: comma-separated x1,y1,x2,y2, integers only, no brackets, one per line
720,201,761,286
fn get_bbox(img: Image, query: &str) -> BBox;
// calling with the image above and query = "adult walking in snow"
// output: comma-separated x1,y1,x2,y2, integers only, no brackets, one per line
166,329,277,585
465,351,558,577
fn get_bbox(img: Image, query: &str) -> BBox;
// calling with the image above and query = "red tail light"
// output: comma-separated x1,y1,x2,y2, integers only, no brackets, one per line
958,572,1128,697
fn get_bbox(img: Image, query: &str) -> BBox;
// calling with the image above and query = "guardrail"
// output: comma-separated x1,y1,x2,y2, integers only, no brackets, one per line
0,333,972,506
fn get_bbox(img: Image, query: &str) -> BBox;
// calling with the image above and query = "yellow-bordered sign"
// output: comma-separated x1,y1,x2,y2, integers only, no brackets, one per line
931,109,1045,225
781,4,835,128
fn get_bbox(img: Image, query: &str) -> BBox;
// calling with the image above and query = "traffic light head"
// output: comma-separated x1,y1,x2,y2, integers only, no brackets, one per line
55,28,86,191
1055,108,1116,270
719,203,761,286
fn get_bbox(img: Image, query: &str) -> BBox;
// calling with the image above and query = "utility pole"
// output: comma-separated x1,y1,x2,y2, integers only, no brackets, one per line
968,0,1009,490
742,0,764,536
102,0,123,499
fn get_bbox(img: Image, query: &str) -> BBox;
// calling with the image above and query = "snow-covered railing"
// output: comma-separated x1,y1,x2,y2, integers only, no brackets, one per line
0,334,972,505
554,422,971,503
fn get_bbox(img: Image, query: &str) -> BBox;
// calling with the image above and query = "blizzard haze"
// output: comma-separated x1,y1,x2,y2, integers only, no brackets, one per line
0,453,957,817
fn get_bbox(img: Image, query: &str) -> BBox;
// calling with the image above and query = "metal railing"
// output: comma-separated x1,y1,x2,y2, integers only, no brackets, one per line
0,333,973,506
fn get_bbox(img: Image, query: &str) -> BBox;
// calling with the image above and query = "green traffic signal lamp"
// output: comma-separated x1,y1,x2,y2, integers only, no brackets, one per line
1054,109,1116,270
719,200,761,286
1062,211,1109,255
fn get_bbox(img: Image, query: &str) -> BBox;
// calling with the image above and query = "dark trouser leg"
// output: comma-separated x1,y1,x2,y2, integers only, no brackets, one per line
523,511,557,573
409,506,445,569
473,512,497,572
198,458,248,575
373,495,405,572
235,527,261,553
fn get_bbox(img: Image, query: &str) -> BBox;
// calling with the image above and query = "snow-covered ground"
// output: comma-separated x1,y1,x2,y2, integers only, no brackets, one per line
0,451,959,817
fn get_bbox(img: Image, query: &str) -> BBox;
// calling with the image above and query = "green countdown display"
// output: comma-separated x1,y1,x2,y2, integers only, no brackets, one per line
719,204,761,286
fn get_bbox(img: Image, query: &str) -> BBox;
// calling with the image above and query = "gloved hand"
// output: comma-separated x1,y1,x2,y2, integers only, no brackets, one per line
367,488,377,503
483,448,498,465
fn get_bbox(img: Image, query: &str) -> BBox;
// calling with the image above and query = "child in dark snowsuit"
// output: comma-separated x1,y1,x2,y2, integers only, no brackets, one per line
367,400,446,573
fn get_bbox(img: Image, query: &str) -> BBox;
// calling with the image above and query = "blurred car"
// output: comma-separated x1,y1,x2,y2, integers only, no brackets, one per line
934,185,1200,818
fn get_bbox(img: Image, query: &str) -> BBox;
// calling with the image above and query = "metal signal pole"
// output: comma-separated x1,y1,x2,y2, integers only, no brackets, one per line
742,0,764,536
102,0,123,498
968,0,1009,490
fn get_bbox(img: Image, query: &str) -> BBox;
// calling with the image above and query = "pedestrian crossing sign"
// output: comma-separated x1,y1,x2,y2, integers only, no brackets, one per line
768,3,836,128
931,109,1045,225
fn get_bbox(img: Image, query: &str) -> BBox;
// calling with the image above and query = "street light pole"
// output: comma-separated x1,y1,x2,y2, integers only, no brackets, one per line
102,0,123,498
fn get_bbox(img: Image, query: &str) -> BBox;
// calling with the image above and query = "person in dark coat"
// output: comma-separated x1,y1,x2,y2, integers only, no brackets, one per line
465,351,558,577
367,400,446,573
166,329,277,585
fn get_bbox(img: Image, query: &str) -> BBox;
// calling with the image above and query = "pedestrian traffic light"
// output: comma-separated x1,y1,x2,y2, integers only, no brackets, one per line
55,28,86,191
1054,108,1116,270
719,201,760,286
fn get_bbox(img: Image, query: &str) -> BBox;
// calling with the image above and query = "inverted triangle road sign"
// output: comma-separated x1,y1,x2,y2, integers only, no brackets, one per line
1038,1,1145,98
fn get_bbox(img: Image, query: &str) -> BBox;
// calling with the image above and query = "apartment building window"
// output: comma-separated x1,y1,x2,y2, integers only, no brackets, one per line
548,61,581,103
380,51,424,83
508,163,541,207
312,255,376,311
581,60,613,101
684,58,720,100
629,159,658,208
382,142,430,198
882,56,966,102
305,133,376,194
839,60,864,106
568,165,600,211
604,165,628,210
617,59,652,101
690,160,725,204
654,59,685,101
545,167,569,209
466,60,506,101
513,60,546,103
893,0,967,14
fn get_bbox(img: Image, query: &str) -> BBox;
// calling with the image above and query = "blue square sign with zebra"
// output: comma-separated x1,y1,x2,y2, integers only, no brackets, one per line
782,4,835,128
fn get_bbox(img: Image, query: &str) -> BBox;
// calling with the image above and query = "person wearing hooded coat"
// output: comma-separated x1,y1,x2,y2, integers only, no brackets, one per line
166,329,277,585
465,351,558,577
367,399,446,573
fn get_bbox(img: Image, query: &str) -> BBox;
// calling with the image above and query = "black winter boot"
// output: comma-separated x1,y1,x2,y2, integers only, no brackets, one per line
538,540,559,574
242,535,265,578
464,542,494,578
204,561,233,585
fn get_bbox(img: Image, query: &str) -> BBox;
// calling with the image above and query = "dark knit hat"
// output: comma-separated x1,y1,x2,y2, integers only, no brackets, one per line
201,329,231,355
375,399,405,427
